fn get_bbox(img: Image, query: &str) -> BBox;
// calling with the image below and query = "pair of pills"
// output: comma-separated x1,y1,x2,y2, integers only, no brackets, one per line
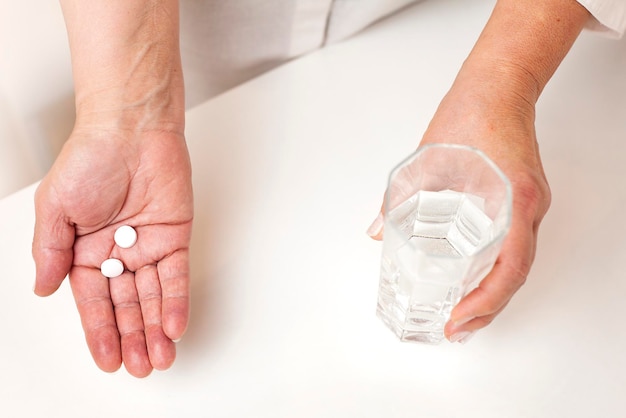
100,225,137,278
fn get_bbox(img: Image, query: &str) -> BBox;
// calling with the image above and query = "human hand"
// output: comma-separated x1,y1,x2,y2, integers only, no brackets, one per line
367,0,591,343
367,66,551,343
32,0,190,376
32,127,193,377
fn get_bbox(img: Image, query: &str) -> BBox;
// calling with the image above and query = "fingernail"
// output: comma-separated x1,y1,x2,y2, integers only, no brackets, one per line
366,213,384,237
453,316,475,327
458,332,476,345
172,338,182,343
449,331,472,343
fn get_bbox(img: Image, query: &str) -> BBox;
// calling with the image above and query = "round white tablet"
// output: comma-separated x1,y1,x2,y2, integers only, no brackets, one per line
114,225,137,249
100,258,124,278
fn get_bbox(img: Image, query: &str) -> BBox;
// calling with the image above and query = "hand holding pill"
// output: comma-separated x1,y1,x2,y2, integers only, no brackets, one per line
32,129,193,378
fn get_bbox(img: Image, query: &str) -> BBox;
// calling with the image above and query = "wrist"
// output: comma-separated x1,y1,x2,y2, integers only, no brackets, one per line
62,0,184,134
455,56,540,113
73,71,185,135
455,0,589,106
422,58,539,158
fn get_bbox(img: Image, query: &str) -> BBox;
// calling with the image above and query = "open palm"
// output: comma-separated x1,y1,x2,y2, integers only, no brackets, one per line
33,129,193,377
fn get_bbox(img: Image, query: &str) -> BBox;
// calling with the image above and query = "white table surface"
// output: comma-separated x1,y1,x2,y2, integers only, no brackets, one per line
2,0,626,416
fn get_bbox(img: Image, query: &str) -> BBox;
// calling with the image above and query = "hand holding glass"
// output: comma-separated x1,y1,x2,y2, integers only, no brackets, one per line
376,144,512,344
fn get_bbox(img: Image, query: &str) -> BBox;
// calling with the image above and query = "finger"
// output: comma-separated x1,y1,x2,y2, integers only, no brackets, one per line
450,258,527,326
109,270,153,378
135,265,176,370
445,303,508,341
32,183,75,296
366,195,385,241
446,216,536,336
366,211,384,240
157,248,190,341
69,266,121,373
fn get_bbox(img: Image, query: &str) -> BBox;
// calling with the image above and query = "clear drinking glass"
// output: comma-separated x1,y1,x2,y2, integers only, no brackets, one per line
376,144,512,344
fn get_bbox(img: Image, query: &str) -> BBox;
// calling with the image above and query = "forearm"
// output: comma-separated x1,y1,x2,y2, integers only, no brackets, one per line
459,0,590,105
60,0,184,132
424,0,590,159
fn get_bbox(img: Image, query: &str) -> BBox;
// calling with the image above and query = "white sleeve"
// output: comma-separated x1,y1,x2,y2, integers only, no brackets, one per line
576,0,626,38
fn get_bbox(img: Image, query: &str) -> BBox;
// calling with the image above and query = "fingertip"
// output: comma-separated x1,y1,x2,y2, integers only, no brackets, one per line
100,360,123,374
157,250,191,341
449,313,475,329
121,333,154,378
366,212,384,240
146,327,177,371
444,315,474,340
124,358,153,378
89,327,123,374
33,268,67,297
448,331,472,343
128,367,153,379
448,330,476,344
163,309,188,342
33,278,45,297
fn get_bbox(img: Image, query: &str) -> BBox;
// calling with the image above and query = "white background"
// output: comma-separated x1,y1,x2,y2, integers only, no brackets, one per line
1,0,626,416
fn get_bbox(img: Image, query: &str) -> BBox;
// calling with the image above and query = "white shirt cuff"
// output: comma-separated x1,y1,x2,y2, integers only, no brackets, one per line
577,0,626,38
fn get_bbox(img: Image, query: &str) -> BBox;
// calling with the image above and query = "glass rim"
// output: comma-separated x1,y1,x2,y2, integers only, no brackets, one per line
383,143,513,258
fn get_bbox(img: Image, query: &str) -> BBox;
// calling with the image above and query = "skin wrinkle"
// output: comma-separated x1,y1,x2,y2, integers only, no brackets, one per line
140,312,165,330
79,310,115,332
137,288,162,304
35,195,74,251
119,328,146,339
85,322,119,336
113,300,143,311
69,221,191,270
159,252,190,285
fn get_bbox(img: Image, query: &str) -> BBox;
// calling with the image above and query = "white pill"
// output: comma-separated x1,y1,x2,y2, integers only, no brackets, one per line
100,258,124,278
114,225,137,249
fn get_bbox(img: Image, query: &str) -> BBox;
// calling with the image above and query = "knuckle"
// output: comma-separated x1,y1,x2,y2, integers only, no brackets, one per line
510,267,529,288
511,171,551,224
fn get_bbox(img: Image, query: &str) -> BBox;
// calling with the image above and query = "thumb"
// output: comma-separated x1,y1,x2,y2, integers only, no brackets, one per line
32,183,75,296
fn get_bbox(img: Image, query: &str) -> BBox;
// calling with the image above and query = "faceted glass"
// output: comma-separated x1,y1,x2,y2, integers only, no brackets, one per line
376,144,512,344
